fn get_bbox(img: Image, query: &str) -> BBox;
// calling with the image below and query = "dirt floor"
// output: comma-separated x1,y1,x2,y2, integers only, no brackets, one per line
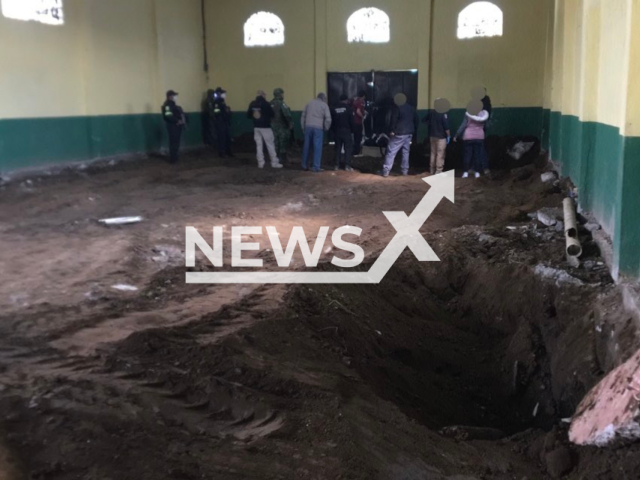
1,143,640,479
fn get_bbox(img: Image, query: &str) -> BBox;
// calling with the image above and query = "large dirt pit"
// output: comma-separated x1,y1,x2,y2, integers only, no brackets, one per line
1,146,640,479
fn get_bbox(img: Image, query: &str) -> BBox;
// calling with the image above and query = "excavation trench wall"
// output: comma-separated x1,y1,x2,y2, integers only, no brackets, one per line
286,248,607,435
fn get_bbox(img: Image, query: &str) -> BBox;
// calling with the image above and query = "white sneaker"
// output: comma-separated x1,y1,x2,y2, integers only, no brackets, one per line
462,172,469,178
258,163,265,169
272,163,284,169
475,172,481,178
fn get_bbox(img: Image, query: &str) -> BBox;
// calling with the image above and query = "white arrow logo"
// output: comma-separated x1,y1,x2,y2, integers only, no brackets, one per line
186,170,455,284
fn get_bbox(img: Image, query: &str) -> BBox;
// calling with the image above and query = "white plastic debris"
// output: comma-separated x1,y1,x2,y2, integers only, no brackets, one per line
284,202,304,212
541,172,557,183
537,208,562,227
112,284,139,292
534,265,584,287
99,216,143,226
508,141,535,161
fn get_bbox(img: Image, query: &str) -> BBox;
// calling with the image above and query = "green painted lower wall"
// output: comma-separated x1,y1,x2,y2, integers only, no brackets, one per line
231,107,545,142
0,107,545,172
444,107,544,140
616,136,640,279
0,113,204,171
542,109,551,150
548,110,640,280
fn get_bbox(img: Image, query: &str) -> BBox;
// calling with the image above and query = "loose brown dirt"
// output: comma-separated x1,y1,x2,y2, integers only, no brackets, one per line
1,146,639,479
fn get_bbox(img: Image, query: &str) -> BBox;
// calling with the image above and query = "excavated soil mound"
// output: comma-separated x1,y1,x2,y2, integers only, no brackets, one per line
1,151,639,479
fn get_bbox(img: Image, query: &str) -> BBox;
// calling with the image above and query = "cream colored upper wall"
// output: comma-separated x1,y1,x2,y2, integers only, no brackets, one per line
625,0,640,136
2,0,553,119
0,0,205,119
596,0,630,130
579,0,601,121
546,0,636,132
206,0,316,112
542,0,556,110
560,0,581,117
325,0,422,72
431,0,551,108
550,0,565,113
209,0,551,111
82,0,159,116
0,0,85,118
154,0,207,112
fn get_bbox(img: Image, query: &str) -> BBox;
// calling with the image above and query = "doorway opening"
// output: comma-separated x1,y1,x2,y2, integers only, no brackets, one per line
327,70,418,152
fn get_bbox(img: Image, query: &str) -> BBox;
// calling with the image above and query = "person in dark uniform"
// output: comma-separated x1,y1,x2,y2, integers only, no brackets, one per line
211,87,233,157
162,90,186,164
203,88,217,147
331,94,355,171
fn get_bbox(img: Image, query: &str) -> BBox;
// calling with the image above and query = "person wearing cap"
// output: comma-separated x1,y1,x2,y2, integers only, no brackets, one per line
301,93,332,172
161,90,186,164
204,88,217,147
270,88,293,163
381,93,419,177
247,91,283,169
212,87,233,158
331,94,355,171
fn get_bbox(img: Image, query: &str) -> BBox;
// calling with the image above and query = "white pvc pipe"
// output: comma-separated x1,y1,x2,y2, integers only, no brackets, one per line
563,198,582,258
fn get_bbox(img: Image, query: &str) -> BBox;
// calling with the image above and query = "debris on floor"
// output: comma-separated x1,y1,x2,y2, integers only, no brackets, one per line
508,141,536,160
111,284,139,292
570,347,640,447
0,150,637,479
534,265,584,287
99,216,143,226
151,245,184,265
537,207,563,227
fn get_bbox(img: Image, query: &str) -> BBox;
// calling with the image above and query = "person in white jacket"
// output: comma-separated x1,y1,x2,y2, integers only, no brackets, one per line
455,105,490,178
301,93,332,172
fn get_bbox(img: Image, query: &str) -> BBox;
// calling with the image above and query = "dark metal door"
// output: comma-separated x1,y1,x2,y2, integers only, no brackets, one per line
327,70,419,138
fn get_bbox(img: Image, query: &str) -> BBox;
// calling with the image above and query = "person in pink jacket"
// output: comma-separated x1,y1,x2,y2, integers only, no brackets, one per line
455,107,490,178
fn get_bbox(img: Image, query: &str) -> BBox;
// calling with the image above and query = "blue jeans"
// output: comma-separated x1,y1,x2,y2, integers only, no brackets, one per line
302,127,324,171
383,134,412,175
463,140,489,172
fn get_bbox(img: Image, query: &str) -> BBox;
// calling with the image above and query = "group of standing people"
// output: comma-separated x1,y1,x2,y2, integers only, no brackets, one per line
423,88,493,178
297,91,367,173
246,88,295,168
209,87,294,168
163,86,493,178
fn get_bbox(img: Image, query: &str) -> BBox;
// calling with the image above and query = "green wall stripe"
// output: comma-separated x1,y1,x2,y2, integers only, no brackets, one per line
0,113,204,171
617,136,640,278
548,110,640,280
231,107,545,142
0,107,545,172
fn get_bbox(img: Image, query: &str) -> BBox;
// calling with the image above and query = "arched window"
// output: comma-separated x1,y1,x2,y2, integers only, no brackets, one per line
457,2,503,39
244,12,285,47
347,7,390,44
2,0,64,25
